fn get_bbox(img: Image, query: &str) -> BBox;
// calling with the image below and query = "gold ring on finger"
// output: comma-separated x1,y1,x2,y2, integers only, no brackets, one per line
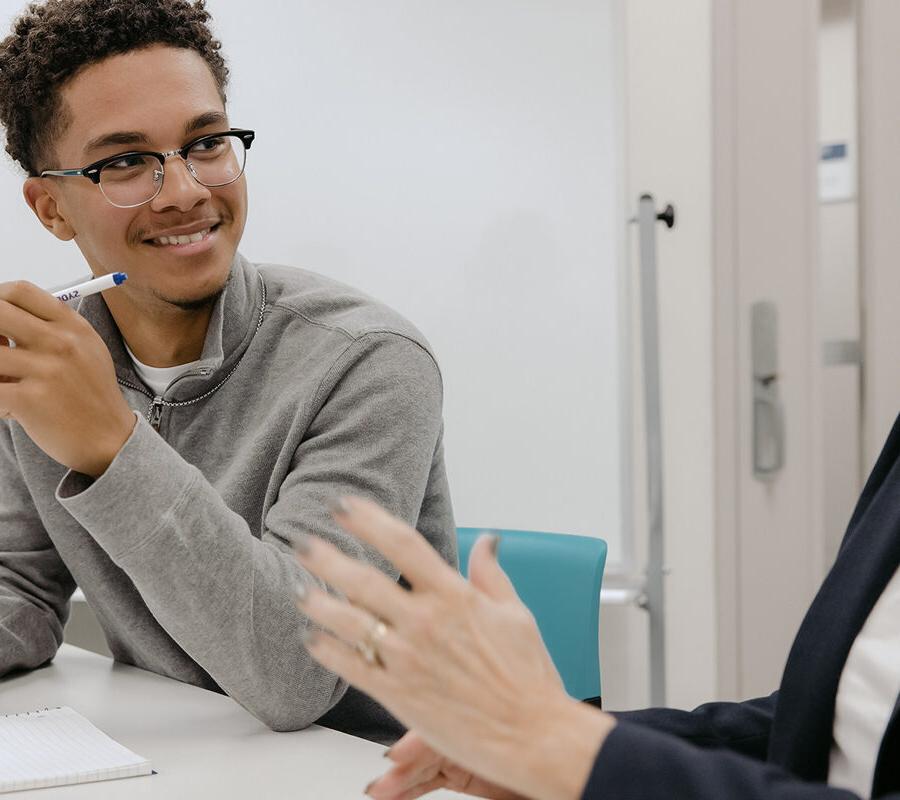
356,619,389,669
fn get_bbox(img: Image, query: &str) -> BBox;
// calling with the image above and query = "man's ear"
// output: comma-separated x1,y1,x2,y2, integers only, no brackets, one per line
23,178,76,241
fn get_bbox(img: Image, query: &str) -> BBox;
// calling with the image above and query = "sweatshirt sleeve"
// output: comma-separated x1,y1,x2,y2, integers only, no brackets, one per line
611,692,778,761
0,421,75,675
54,331,451,732
581,721,891,800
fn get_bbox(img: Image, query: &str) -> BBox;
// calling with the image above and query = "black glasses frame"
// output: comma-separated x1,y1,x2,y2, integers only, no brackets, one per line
41,128,256,186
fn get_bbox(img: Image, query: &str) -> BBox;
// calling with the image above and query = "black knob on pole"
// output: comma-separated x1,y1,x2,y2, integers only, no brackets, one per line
656,204,675,229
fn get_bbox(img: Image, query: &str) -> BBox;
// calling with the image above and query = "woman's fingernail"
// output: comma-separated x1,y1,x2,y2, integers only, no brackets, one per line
488,534,500,557
363,780,376,796
295,581,308,603
294,535,311,556
330,496,352,516
300,628,320,647
382,746,393,759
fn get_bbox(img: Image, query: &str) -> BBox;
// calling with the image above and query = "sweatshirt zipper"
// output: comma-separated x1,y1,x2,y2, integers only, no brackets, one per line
149,397,164,431
115,275,268,433
115,378,165,430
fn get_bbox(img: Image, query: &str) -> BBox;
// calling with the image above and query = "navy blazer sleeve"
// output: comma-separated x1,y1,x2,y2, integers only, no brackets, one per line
612,692,778,761
581,721,898,800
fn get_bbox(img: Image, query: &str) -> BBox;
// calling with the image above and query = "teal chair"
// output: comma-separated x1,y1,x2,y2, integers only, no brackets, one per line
456,527,607,704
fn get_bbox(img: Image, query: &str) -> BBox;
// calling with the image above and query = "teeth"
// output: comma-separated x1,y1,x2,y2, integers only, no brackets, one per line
154,228,211,246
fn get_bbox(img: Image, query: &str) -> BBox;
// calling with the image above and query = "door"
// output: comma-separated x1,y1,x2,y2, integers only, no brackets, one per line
713,0,827,700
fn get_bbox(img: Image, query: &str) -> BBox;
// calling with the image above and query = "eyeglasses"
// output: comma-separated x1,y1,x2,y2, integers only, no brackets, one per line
40,129,255,209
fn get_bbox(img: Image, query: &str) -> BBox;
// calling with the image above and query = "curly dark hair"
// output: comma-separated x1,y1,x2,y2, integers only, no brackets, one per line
0,0,229,176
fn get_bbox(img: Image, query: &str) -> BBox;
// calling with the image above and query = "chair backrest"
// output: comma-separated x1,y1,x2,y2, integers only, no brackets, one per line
456,527,607,702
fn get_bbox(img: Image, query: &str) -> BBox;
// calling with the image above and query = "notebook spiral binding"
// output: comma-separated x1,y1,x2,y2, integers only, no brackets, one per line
4,707,56,717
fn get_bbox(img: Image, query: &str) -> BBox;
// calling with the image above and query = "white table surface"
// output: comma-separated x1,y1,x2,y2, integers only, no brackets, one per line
0,645,463,799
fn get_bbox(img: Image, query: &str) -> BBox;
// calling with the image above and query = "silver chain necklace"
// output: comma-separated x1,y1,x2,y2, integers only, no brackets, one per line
117,274,267,430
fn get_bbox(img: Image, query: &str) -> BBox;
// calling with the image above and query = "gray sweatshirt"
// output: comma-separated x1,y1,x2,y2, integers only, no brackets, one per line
0,255,456,743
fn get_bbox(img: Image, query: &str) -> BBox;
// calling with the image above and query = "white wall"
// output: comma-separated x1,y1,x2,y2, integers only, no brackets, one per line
0,1,631,565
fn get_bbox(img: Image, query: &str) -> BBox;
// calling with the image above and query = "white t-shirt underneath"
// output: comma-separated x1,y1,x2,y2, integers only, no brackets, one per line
124,343,202,397
828,563,900,798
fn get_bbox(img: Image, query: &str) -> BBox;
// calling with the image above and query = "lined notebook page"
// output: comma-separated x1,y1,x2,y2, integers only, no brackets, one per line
0,707,152,793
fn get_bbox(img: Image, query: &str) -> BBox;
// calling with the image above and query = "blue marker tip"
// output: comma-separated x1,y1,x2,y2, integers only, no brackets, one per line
113,272,128,286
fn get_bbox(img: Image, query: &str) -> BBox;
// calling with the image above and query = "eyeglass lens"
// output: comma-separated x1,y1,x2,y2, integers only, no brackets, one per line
98,135,247,208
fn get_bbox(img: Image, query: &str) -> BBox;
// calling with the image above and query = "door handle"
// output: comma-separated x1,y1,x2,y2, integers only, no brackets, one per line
751,301,785,480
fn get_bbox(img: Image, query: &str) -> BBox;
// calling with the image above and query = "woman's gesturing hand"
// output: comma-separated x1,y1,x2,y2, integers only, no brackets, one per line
0,335,12,390
294,497,615,800
370,731,526,800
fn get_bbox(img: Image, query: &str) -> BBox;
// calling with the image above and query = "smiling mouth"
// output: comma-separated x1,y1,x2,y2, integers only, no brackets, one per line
145,223,221,247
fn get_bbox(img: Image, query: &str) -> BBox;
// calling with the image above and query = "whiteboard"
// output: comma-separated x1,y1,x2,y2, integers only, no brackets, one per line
0,1,629,566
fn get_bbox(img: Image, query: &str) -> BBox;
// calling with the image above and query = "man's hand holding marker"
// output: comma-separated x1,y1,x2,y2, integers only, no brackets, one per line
52,272,128,302
0,272,134,477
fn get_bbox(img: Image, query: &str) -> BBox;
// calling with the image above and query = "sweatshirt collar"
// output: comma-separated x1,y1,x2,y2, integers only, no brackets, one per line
77,252,264,401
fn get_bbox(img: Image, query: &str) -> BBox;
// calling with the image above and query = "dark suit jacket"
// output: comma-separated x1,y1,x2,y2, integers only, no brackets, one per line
582,414,900,799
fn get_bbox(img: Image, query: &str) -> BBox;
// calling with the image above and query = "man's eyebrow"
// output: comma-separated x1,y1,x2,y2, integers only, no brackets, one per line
185,111,229,137
83,131,151,156
82,112,229,157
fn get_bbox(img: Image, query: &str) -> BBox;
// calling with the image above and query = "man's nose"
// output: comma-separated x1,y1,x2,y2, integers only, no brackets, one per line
149,156,211,213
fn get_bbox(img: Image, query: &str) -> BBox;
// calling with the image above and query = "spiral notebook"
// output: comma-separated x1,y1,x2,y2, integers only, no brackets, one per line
0,706,152,793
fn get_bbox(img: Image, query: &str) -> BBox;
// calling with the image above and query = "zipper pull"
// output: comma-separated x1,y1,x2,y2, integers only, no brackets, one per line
148,397,164,430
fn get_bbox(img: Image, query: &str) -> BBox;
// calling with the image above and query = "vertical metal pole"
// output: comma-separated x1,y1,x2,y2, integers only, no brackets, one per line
637,193,667,706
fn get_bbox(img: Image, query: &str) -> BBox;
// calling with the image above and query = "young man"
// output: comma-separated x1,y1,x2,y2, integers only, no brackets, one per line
0,0,455,744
